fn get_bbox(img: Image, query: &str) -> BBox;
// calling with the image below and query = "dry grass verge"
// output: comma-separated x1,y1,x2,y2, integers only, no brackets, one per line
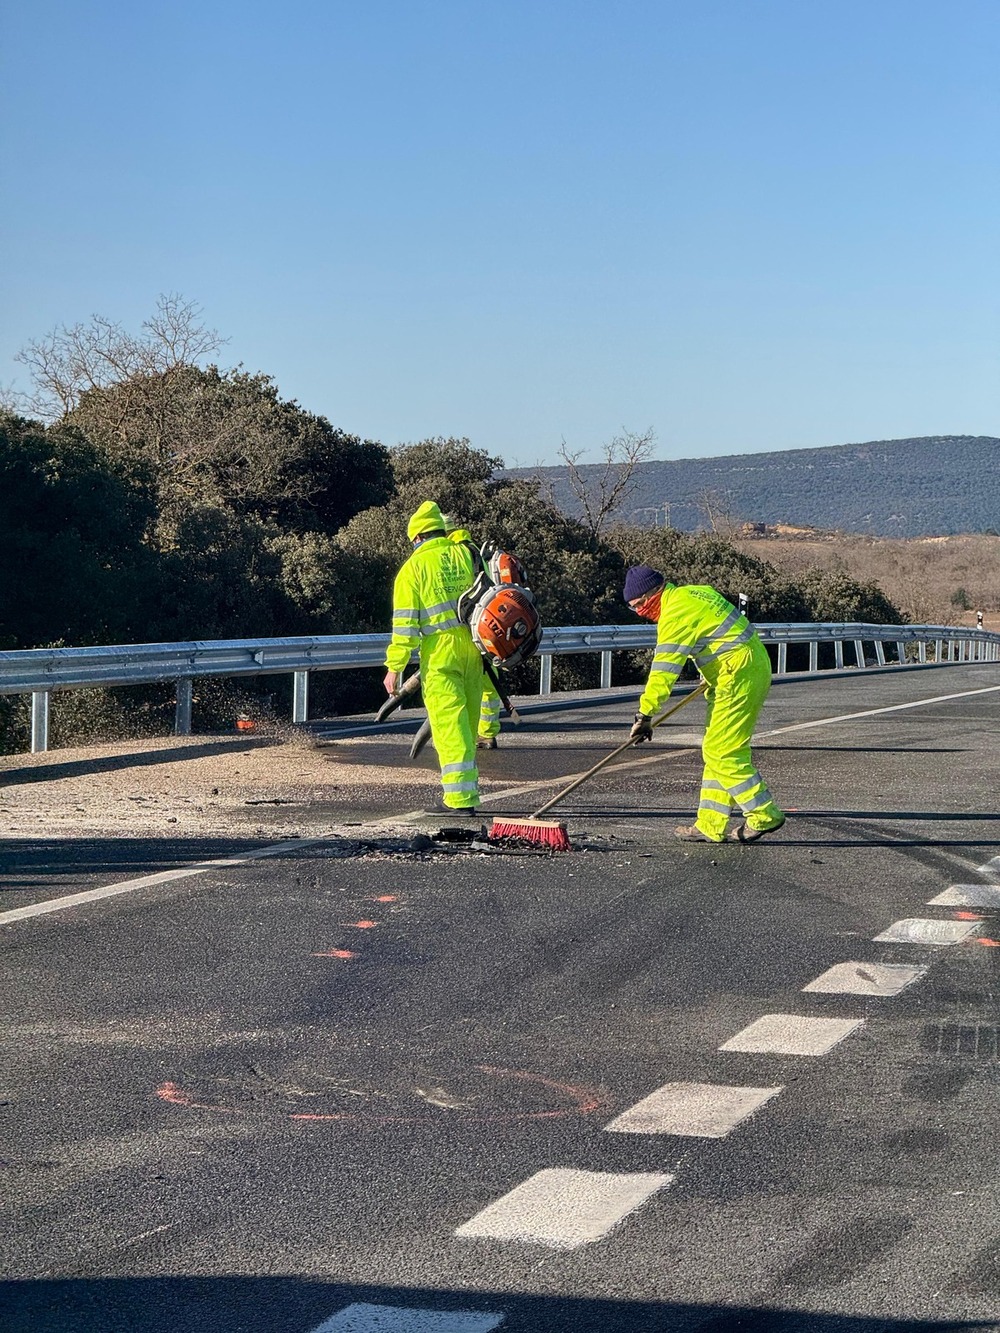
735,530,1000,629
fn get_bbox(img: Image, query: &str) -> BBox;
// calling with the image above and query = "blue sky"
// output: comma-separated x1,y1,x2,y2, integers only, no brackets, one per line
1,0,997,466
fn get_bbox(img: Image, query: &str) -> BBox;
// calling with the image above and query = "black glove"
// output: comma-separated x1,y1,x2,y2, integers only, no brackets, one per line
630,713,653,743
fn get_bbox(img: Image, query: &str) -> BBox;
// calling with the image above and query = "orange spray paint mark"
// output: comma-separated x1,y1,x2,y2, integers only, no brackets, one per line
345,920,378,929
290,1112,353,1121
288,1067,609,1125
955,911,985,921
155,1081,236,1114
975,937,1000,947
311,949,356,959
373,895,398,903
156,1081,191,1106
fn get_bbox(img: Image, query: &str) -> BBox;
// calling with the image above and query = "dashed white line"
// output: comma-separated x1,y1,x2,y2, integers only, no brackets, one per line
454,1167,672,1248
873,918,978,946
720,1014,863,1056
802,961,927,995
309,1307,506,1332
928,884,1000,908
603,1081,782,1137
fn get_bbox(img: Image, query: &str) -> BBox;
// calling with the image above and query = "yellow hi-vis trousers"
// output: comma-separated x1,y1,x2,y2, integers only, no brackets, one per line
421,626,483,809
696,636,784,841
478,677,502,739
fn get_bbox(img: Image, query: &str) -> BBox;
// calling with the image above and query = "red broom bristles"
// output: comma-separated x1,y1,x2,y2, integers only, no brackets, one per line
489,816,571,851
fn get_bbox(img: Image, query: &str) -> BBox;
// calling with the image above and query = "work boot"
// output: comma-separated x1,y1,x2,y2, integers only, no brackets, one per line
735,814,786,843
477,736,498,750
425,802,481,817
674,824,728,844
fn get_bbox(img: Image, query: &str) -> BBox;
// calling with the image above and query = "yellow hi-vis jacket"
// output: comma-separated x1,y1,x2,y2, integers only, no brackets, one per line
639,583,757,717
385,536,477,672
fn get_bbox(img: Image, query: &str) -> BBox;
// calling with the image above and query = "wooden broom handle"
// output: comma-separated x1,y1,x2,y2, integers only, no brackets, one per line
529,681,708,820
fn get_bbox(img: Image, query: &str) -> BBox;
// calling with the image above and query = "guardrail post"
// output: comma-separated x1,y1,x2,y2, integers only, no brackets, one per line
539,653,552,695
874,641,886,666
917,641,926,664
777,642,787,675
834,640,844,670
599,650,612,690
854,639,865,668
934,638,943,662
292,670,309,723
30,691,50,753
809,641,818,672
895,641,906,665
174,678,193,736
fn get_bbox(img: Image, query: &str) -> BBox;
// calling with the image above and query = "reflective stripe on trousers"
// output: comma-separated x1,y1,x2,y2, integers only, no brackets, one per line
478,682,502,739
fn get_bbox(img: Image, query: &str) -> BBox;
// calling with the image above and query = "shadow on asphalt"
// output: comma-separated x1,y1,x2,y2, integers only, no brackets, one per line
760,745,970,754
0,836,333,890
0,738,279,786
573,807,1000,824
1,1280,994,1333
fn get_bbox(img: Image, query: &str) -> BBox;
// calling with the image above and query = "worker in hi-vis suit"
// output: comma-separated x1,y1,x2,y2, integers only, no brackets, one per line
624,563,785,844
384,501,482,814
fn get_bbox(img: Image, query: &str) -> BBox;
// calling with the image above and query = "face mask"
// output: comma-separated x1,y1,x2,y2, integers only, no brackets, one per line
632,590,662,622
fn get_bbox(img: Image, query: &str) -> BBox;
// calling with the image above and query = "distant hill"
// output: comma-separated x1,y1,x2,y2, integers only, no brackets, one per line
514,435,1000,537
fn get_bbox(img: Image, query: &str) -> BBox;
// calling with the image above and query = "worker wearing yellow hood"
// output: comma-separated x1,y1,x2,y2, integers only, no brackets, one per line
383,502,482,812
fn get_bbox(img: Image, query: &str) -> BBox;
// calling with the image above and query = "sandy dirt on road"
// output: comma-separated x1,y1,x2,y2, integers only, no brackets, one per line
0,729,436,840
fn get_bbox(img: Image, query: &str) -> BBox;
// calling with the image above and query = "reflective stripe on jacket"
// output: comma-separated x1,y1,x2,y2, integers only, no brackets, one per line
386,536,477,671
639,583,756,717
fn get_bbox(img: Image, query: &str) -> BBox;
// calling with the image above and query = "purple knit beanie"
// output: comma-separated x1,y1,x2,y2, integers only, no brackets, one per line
623,565,664,603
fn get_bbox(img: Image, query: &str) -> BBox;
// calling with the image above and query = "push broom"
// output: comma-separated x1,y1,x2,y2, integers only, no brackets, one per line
490,681,708,851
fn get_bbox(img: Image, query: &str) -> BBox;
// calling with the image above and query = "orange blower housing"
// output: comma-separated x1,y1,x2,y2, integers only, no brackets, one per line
467,585,541,669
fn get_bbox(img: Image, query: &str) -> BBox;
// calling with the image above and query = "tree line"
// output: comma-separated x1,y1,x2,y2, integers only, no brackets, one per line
0,299,901,749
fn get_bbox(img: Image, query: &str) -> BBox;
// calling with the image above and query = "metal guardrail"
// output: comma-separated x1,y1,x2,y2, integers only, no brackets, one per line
2,622,998,753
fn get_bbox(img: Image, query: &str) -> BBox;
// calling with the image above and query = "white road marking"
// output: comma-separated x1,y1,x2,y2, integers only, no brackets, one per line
928,884,1000,908
720,1014,863,1055
978,854,1000,877
759,682,1000,739
454,1167,672,1248
803,961,927,995
603,1081,782,1137
873,918,978,946
0,833,334,926
309,1307,505,1332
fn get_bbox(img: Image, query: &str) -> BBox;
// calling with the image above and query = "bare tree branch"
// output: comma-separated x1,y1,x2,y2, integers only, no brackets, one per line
14,294,226,421
0,382,28,416
695,487,739,537
558,427,656,538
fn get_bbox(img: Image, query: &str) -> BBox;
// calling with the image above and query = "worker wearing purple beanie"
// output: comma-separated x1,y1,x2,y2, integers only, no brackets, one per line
624,564,785,843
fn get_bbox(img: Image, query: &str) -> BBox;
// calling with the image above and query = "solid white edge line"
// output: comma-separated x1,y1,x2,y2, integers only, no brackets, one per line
0,833,333,926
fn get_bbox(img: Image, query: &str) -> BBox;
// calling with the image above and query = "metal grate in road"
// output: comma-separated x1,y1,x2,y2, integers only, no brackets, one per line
920,1022,1000,1061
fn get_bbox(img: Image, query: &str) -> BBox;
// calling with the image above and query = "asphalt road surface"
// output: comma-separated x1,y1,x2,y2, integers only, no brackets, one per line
3,664,1000,1332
